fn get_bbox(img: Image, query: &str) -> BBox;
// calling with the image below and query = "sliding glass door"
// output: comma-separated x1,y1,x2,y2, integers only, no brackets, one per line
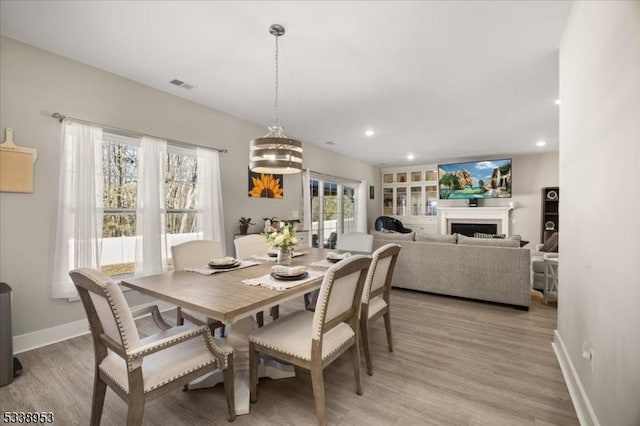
310,176,358,248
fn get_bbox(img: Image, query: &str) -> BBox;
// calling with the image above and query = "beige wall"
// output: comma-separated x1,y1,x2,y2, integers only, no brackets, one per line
559,2,640,425
0,36,379,336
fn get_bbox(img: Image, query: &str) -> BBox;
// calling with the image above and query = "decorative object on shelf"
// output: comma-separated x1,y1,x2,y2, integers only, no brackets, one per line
0,128,38,193
249,24,303,174
546,190,558,200
545,221,556,231
263,221,298,266
248,168,284,198
238,217,255,235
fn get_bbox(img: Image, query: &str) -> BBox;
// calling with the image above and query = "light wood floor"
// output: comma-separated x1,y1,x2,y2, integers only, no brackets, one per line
1,290,577,425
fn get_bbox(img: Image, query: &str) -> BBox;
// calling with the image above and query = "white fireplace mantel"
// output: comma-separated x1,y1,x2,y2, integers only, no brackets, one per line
439,207,513,236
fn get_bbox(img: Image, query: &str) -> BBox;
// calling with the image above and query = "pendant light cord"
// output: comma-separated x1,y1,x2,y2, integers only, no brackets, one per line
274,34,280,128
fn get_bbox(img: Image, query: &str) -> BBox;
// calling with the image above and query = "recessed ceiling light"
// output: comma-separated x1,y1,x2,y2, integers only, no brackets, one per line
407,153,415,160
365,129,375,137
554,99,561,105
325,141,335,145
536,140,547,147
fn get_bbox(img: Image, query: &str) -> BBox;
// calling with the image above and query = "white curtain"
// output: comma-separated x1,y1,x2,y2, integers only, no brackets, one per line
135,136,167,276
301,169,312,247
51,121,104,298
196,147,226,254
357,180,368,233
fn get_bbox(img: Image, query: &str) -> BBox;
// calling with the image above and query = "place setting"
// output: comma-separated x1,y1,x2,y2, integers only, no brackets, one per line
241,265,325,291
309,251,352,268
185,256,260,275
252,249,309,262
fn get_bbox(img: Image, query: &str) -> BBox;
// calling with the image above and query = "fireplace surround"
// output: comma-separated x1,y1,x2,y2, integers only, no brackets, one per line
439,207,512,236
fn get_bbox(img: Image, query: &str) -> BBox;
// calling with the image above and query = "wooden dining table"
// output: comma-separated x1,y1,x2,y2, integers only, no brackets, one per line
121,248,337,415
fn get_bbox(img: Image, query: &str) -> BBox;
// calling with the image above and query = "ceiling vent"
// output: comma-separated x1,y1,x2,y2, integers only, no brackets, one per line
169,79,194,90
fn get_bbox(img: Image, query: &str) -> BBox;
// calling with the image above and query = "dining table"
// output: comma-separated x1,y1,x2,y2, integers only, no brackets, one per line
121,247,344,415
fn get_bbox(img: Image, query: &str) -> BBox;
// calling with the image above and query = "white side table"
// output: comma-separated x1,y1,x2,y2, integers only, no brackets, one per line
543,254,559,304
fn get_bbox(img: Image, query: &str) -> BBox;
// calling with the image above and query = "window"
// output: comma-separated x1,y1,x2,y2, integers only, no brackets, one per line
309,176,358,248
99,133,201,276
52,120,225,299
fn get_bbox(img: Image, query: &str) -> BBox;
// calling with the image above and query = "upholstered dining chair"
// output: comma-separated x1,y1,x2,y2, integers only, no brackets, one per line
336,232,374,253
69,268,235,426
171,240,226,335
234,234,278,326
360,243,401,376
248,255,372,426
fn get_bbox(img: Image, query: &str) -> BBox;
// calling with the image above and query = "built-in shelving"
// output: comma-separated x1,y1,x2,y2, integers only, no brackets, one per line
541,186,559,243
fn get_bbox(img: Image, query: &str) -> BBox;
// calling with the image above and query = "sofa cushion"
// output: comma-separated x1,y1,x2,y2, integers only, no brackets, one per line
540,232,559,253
458,234,520,248
370,230,415,241
415,232,458,244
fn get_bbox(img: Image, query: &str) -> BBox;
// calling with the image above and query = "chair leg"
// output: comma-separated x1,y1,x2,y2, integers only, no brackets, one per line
351,342,363,396
256,311,264,327
126,392,145,426
223,358,236,422
270,305,280,321
310,361,327,426
90,373,107,426
360,318,373,376
249,342,259,403
176,307,184,326
383,311,393,352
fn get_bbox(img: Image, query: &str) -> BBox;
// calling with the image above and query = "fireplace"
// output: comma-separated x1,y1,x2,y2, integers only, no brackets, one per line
439,207,512,236
451,223,498,237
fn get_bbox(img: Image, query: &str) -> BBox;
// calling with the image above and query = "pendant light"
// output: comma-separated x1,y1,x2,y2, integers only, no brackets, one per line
249,24,303,174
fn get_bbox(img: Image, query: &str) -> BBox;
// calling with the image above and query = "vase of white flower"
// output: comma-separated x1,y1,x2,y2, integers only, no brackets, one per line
277,246,293,266
263,221,298,266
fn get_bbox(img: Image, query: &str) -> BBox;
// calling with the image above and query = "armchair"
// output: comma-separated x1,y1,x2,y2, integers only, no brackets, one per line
69,268,235,425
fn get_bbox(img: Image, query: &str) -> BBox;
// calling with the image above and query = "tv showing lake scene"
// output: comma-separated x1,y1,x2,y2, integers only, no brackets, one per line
438,158,512,199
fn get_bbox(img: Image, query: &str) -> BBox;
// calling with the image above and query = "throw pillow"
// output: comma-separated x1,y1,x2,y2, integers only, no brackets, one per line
540,232,559,253
458,234,520,248
370,230,416,241
415,232,458,244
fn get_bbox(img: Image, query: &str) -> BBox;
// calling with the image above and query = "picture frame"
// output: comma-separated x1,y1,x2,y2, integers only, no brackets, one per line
369,185,375,200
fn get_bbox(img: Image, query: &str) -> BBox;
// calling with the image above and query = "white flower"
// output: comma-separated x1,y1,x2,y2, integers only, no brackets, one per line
279,221,285,229
291,237,298,245
274,234,285,245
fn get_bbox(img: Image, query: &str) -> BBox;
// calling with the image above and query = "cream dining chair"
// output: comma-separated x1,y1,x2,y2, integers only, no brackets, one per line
248,255,372,426
234,234,278,326
69,268,235,425
336,232,374,253
171,240,226,335
360,243,401,376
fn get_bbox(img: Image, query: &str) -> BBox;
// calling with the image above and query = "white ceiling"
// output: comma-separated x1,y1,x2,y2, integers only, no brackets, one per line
0,1,570,166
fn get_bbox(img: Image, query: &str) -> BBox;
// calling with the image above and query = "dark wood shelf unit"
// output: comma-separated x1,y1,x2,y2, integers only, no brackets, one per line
541,186,559,243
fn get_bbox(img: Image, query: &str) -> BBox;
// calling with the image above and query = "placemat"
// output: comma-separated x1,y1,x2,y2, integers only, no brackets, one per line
241,269,325,291
185,260,261,275
252,251,309,262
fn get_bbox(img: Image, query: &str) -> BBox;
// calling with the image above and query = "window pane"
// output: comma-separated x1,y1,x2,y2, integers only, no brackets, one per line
311,180,320,247
101,213,136,277
102,141,138,209
166,212,199,235
343,186,356,233
323,182,338,246
166,151,198,211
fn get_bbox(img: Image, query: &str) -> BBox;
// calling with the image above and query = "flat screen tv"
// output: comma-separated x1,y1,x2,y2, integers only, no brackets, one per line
438,158,512,199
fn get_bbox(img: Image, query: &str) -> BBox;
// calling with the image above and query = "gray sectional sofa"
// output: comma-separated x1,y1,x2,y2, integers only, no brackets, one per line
371,231,531,309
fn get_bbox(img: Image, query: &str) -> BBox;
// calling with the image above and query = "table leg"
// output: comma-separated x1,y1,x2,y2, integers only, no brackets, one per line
186,316,295,415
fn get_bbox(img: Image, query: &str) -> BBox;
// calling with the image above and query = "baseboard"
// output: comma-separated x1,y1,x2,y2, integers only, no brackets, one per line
13,301,175,354
552,330,600,426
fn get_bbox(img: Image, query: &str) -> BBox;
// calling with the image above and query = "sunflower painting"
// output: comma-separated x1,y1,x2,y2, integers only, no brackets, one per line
248,169,284,199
